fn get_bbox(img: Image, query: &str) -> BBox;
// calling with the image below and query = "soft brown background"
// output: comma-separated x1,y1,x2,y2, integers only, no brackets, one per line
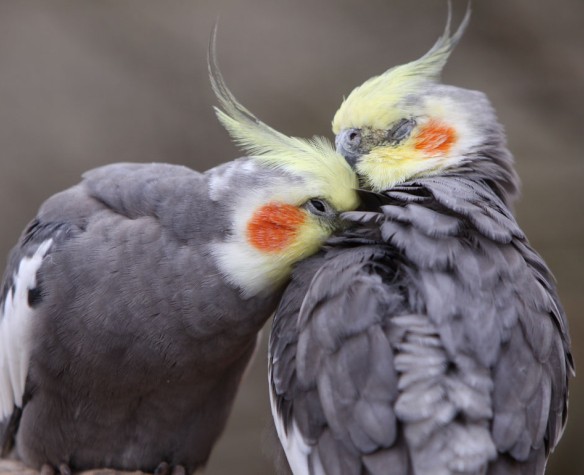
0,0,582,474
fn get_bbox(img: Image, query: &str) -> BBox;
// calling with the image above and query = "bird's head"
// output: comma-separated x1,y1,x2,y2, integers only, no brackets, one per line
208,29,359,298
332,7,519,204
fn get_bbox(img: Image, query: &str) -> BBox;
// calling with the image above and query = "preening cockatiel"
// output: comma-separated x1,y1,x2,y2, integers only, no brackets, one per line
0,36,358,474
269,9,573,475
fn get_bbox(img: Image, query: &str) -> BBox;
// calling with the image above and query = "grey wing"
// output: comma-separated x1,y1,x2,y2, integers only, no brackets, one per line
371,180,573,474
487,239,573,474
269,246,411,475
0,216,80,452
0,166,124,451
269,255,325,475
1,162,207,454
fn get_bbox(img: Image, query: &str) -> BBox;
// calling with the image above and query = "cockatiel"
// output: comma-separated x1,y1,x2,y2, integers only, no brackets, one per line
0,35,359,474
269,9,572,475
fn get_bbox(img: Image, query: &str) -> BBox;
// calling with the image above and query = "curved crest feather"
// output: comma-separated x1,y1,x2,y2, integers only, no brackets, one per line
402,2,470,84
332,3,471,133
208,25,358,204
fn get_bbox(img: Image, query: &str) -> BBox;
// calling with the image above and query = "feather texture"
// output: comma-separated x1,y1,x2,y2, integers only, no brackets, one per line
0,159,355,472
269,177,572,475
0,239,53,419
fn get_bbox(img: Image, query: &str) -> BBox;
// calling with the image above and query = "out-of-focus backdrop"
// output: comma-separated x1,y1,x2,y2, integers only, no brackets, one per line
0,0,581,473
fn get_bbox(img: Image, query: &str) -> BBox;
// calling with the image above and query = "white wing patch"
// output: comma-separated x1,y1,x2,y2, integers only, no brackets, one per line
0,239,53,419
269,367,324,475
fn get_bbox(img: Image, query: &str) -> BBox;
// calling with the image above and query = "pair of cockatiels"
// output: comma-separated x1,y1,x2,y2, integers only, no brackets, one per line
0,7,572,475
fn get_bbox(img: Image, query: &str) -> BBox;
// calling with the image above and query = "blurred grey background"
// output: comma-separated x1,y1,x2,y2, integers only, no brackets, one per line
0,0,582,473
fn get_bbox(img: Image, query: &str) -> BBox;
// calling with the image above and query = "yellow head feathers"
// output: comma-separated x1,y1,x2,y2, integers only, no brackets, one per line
209,26,358,212
332,5,471,134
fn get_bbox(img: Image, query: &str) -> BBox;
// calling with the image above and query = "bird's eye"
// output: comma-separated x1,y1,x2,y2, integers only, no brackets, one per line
388,118,416,145
304,199,331,216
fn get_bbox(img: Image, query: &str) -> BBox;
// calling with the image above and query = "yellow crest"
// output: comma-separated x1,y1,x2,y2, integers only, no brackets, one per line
209,26,358,211
332,4,471,134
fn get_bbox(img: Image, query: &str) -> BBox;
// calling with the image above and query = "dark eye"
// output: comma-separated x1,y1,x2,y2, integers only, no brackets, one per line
305,199,330,216
388,118,416,145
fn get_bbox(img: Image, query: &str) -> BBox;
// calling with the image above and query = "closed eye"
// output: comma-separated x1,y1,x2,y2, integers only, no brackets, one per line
388,118,417,145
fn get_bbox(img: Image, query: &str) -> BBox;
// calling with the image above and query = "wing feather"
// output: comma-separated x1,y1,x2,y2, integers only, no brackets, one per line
269,245,407,474
0,238,53,419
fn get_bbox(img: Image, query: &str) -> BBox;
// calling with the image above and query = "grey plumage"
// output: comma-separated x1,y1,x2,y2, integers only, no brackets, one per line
0,163,273,472
270,12,572,472
0,158,348,473
269,176,572,474
0,26,359,470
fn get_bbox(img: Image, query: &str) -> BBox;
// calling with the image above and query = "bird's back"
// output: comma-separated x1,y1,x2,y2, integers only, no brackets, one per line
270,176,572,475
1,162,274,472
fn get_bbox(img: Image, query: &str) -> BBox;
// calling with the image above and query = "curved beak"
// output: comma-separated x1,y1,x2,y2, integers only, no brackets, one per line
335,128,362,168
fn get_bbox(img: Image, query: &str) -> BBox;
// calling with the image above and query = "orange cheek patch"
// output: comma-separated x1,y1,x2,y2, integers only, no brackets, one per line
247,203,306,253
414,120,457,155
